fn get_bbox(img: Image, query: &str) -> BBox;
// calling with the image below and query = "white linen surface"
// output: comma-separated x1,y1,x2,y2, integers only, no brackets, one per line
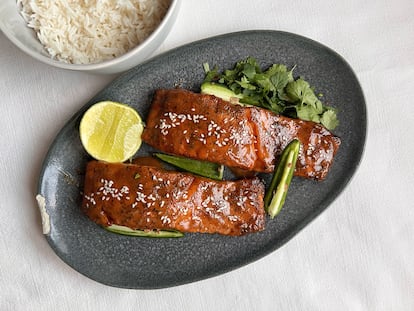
1,0,413,310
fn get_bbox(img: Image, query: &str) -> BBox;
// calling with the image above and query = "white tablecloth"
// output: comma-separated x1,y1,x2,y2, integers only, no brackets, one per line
1,0,413,310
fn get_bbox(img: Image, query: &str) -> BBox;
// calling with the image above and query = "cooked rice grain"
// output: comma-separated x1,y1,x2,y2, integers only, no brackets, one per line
17,0,171,64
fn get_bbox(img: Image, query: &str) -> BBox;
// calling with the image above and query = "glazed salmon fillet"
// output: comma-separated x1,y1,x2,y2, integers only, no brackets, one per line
142,89,341,180
82,161,265,236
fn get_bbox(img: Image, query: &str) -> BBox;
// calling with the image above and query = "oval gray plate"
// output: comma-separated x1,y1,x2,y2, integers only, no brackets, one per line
37,30,366,289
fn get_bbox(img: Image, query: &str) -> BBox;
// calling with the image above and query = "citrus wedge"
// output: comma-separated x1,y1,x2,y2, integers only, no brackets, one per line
79,101,144,163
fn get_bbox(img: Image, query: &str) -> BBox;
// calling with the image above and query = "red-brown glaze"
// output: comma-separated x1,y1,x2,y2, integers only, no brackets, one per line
131,156,163,168
82,161,265,236
142,89,341,180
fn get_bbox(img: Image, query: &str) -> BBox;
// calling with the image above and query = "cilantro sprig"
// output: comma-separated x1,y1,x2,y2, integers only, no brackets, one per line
202,57,339,130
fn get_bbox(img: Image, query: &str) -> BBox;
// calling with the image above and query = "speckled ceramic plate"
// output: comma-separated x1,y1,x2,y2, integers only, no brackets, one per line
37,30,366,289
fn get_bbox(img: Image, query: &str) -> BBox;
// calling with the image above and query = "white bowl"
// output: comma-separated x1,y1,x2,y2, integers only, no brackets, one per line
0,0,181,74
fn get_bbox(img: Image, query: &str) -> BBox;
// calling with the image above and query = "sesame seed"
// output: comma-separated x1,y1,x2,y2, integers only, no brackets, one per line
161,215,171,224
192,215,201,222
228,215,239,222
135,191,147,203
147,194,156,201
236,196,247,207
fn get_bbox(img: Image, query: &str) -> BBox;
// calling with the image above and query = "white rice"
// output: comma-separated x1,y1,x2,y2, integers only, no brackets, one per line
17,0,171,64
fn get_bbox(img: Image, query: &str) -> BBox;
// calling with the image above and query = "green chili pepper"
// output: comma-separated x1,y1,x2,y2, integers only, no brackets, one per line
105,224,184,238
154,153,224,180
200,82,243,102
264,139,301,219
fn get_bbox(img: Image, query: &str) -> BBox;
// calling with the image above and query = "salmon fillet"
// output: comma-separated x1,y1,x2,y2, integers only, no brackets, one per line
142,89,341,180
82,161,265,236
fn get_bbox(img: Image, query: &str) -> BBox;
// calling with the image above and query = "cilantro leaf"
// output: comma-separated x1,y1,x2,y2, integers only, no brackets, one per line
270,71,290,92
255,74,275,92
265,63,288,74
236,76,256,90
285,78,315,104
320,109,339,130
241,63,258,80
296,105,321,123
314,99,324,114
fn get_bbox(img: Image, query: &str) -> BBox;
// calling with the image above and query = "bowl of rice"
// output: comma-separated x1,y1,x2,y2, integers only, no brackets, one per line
0,0,180,74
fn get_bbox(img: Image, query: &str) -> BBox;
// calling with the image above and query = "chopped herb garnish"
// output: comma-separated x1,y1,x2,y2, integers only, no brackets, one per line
202,57,339,130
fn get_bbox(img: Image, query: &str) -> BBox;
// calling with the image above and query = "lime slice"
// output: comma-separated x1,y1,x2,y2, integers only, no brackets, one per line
79,101,144,163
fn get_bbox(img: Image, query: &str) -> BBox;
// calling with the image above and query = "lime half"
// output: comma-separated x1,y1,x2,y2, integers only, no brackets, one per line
79,101,144,163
